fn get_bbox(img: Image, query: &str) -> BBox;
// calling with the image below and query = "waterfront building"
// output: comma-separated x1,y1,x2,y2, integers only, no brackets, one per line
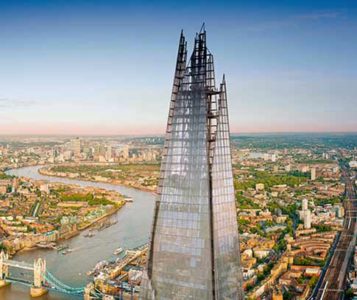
140,27,244,299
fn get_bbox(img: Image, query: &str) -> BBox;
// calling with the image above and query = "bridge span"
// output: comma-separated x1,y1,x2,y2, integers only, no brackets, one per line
0,251,84,297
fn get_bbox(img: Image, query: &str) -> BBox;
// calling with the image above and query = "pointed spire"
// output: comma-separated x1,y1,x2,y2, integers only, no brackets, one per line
179,29,185,44
220,74,227,91
200,22,206,33
220,74,227,95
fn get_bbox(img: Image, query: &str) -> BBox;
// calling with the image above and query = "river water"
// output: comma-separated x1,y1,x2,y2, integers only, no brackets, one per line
2,166,156,300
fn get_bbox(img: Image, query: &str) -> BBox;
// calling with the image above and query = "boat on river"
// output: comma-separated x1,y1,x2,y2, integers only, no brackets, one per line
36,242,56,249
55,244,69,252
114,247,123,255
61,248,76,255
84,232,95,238
86,260,109,276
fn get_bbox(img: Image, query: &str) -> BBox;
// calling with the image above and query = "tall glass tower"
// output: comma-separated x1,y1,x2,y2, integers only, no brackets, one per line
140,26,244,300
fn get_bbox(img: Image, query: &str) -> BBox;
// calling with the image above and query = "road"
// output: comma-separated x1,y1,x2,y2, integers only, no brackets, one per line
314,165,356,300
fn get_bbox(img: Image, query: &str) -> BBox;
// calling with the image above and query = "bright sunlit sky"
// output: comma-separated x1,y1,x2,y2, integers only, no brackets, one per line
0,0,356,135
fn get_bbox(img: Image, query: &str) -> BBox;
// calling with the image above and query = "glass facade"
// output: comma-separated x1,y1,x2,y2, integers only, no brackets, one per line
140,28,244,300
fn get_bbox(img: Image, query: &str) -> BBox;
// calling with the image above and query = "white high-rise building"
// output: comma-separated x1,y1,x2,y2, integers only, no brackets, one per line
303,210,311,229
302,198,308,211
70,138,81,157
105,145,112,161
311,167,316,181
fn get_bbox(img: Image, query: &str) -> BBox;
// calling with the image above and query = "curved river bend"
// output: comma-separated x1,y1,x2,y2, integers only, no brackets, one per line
2,166,156,300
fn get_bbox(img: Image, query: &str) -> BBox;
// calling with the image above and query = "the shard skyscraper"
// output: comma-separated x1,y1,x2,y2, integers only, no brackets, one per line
140,26,244,300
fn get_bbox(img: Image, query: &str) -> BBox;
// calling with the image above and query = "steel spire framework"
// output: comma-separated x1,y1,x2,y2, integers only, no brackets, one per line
140,26,244,300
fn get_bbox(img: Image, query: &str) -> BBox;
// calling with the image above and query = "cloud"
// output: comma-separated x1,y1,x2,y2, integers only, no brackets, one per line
0,97,38,109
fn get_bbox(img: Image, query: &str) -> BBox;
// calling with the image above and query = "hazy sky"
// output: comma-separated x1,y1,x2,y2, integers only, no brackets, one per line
0,0,356,135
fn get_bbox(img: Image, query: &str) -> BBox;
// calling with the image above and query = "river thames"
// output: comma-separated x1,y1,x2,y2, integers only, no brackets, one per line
1,166,156,300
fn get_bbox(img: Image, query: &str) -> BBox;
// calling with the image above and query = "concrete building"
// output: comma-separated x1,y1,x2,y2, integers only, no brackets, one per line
69,138,81,157
303,210,312,229
256,183,265,192
311,167,316,181
349,161,357,168
302,198,308,211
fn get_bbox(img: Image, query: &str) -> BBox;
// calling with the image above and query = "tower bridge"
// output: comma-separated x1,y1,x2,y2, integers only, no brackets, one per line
0,251,84,297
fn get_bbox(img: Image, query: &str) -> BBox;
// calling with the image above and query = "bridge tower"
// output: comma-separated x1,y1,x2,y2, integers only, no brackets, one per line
30,258,48,297
84,282,94,300
0,251,10,288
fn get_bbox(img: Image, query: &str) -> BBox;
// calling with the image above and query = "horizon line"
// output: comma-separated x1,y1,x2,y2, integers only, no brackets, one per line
0,131,357,138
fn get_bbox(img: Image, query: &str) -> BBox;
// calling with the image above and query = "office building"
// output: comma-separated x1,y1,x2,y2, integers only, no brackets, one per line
140,27,244,300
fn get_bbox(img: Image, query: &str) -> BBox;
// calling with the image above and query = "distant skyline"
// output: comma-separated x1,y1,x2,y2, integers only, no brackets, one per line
1,0,357,135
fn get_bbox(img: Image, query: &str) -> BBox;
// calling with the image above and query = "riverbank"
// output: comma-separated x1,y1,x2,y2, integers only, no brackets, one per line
1,167,128,258
2,165,155,300
5,202,124,258
39,165,158,194
77,204,122,231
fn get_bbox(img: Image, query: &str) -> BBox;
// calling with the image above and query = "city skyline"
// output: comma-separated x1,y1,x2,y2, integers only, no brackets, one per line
0,1,357,299
1,0,357,135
